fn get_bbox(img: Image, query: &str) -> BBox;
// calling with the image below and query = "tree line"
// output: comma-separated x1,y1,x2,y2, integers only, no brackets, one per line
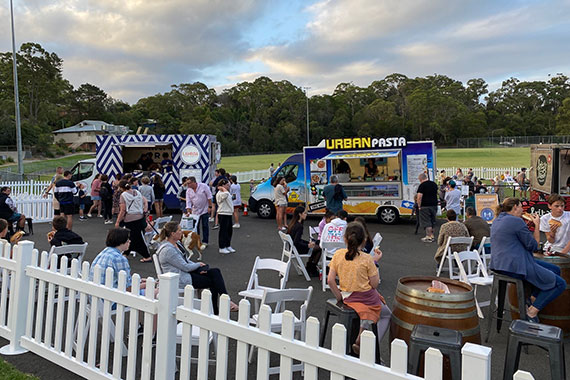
2,43,570,155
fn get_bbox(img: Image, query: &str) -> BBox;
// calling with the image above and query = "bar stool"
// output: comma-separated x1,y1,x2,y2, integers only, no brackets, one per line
503,320,565,380
408,325,462,380
485,272,528,342
320,298,380,363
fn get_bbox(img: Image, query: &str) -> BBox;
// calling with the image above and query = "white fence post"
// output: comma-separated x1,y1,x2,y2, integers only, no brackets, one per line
154,272,179,380
461,342,492,380
0,240,34,355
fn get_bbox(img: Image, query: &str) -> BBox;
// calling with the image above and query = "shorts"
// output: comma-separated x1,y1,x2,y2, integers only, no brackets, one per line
7,213,21,223
91,195,101,201
520,184,529,191
60,203,75,215
419,206,437,228
154,198,163,202
79,204,85,210
233,205,241,210
276,201,287,207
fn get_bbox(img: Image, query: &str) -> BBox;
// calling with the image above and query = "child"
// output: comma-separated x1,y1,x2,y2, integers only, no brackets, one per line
78,183,87,220
230,175,241,228
139,176,155,212
540,193,570,255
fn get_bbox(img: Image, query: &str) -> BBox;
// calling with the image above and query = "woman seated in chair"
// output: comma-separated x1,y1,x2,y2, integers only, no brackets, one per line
157,221,238,314
327,222,390,355
490,197,566,323
287,206,322,277
434,210,469,264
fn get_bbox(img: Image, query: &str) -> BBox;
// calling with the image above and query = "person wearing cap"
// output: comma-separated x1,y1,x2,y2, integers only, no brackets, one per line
444,180,462,215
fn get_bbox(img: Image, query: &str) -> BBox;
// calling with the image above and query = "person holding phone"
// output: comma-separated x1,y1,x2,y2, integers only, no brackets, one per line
157,221,238,314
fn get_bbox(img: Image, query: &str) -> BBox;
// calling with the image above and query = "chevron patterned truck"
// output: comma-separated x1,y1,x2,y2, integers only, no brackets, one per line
69,134,221,210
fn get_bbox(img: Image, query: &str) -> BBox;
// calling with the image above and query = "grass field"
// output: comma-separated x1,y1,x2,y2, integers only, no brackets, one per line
0,358,38,380
220,147,531,173
1,153,95,175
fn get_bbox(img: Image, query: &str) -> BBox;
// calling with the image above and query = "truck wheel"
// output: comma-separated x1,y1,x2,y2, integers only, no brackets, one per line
257,200,276,219
377,207,399,224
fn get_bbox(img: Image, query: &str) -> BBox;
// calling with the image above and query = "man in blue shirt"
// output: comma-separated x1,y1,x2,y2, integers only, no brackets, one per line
322,175,347,214
54,170,77,230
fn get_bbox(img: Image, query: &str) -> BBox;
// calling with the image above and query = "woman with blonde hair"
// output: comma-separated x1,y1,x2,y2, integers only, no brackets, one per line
157,221,238,314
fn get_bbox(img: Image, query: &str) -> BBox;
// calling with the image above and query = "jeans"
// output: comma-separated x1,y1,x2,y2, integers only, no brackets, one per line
190,268,228,314
496,259,566,311
196,213,209,244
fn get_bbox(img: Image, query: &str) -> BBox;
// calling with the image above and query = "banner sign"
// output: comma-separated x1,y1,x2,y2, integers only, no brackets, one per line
475,194,499,223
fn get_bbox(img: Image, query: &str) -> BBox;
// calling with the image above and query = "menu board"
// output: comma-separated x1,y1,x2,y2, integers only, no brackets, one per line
407,154,428,184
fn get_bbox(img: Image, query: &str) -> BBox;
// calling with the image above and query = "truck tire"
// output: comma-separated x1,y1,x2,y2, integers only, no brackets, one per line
257,200,276,219
377,207,399,224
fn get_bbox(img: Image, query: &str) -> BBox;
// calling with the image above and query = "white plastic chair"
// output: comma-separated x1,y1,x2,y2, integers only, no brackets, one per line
153,253,188,297
453,250,494,318
176,296,217,365
48,243,88,272
238,257,291,313
142,215,173,251
436,236,473,279
319,240,346,291
477,236,491,270
248,286,313,372
278,231,311,281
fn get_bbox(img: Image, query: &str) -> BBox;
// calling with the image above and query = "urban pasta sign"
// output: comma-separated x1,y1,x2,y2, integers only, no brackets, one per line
325,137,407,150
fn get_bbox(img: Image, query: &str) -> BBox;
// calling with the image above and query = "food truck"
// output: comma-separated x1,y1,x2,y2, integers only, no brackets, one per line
70,134,221,210
248,137,436,223
528,144,570,213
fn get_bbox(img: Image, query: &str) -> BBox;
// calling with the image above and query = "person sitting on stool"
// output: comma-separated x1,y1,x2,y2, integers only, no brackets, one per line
0,187,26,232
490,197,566,323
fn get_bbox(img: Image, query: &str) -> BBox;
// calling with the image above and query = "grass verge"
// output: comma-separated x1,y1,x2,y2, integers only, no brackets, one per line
0,358,38,380
1,153,95,175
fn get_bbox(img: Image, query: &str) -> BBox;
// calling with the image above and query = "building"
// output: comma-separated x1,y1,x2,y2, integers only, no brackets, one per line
53,120,130,151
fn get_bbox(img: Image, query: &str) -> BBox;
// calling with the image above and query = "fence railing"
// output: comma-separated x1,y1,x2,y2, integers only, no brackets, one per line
234,169,271,183
438,167,522,181
11,195,54,223
0,180,51,196
0,240,536,380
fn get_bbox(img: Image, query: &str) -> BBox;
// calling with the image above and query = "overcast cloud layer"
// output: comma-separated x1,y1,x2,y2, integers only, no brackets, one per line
1,0,569,103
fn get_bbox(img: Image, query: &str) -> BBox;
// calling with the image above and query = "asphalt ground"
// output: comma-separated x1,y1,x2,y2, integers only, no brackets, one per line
1,212,568,379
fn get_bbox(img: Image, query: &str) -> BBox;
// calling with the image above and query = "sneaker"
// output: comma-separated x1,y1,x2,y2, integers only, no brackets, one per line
79,216,86,221
208,217,214,222
97,215,103,218
212,224,219,230
219,248,230,254
232,223,240,228
421,236,434,243
87,214,93,218
200,244,207,251
105,220,113,225
227,246,236,253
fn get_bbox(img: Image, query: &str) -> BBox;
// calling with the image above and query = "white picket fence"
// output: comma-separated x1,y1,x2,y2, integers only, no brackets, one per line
438,167,522,180
0,180,50,196
0,240,536,380
234,169,271,183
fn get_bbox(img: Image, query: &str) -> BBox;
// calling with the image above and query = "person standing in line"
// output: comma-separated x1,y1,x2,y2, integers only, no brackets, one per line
444,180,462,215
115,180,150,262
152,176,165,218
230,175,242,228
269,163,275,176
215,179,235,254
99,174,114,224
416,173,439,243
274,176,289,231
77,183,87,220
87,174,102,218
54,170,77,230
210,168,227,229
516,168,529,199
323,175,347,214
185,176,213,249
111,173,123,216
139,176,155,213
43,166,64,215
178,177,188,212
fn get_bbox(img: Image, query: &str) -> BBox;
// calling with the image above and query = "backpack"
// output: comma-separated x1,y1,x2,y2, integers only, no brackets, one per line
99,184,111,200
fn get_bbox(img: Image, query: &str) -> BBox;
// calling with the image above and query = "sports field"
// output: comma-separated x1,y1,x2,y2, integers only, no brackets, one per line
220,147,530,173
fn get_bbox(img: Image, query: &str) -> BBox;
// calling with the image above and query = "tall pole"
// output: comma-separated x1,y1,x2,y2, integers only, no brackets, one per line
303,87,310,146
10,0,24,175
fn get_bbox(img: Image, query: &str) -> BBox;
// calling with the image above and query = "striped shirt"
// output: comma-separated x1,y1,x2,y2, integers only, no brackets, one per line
54,178,77,205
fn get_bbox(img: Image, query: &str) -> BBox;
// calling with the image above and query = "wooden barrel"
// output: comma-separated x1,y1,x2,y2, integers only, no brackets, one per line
390,276,481,344
508,254,570,336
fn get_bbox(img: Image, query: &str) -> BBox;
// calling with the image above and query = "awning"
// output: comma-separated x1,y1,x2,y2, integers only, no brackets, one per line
113,141,172,148
322,150,400,160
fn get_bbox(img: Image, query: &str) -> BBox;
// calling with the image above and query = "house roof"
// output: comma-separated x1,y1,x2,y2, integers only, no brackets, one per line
53,120,128,134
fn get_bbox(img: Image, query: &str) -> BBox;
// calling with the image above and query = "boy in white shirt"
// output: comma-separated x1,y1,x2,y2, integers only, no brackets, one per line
540,193,570,255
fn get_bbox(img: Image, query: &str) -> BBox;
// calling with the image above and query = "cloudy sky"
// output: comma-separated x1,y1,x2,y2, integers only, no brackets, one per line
1,0,569,103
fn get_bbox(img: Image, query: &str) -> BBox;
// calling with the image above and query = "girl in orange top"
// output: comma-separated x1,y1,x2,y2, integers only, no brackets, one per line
327,222,391,355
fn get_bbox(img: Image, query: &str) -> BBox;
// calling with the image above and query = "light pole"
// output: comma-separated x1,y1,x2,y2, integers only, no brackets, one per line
303,86,311,146
10,0,24,175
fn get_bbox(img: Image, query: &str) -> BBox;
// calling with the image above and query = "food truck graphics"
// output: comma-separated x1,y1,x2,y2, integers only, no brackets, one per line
528,144,570,214
70,134,221,210
248,137,436,223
